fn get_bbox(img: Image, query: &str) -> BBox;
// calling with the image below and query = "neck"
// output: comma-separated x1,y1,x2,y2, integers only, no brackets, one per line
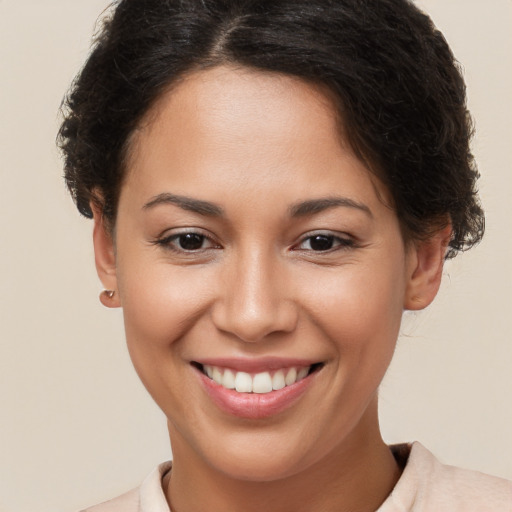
164,404,401,512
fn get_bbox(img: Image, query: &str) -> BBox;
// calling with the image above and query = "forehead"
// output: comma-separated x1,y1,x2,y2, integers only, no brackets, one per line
132,65,343,158
123,65,388,212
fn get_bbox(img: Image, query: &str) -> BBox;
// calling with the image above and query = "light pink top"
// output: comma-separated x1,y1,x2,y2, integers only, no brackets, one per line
81,442,512,512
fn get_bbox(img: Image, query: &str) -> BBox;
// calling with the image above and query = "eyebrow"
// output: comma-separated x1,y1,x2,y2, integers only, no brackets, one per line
143,193,224,216
289,197,372,218
143,193,371,218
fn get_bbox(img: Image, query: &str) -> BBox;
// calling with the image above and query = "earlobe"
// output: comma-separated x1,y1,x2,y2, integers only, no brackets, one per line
404,224,452,311
91,203,121,308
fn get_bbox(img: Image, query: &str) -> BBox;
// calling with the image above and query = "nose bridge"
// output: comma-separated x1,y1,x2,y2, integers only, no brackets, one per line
213,243,297,342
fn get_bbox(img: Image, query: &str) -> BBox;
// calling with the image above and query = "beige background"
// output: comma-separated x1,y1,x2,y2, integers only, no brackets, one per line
0,1,510,511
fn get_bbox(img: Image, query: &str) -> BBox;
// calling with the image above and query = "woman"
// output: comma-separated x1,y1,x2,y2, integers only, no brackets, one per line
58,0,511,510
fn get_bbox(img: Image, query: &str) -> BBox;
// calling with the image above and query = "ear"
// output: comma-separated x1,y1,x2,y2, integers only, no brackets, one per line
91,203,121,308
404,224,452,311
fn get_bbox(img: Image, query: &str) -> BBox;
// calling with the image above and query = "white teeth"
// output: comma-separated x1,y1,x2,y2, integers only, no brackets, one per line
212,367,223,385
222,369,236,389
272,370,286,390
253,372,273,394
235,372,253,393
297,367,309,381
285,367,297,386
202,365,313,394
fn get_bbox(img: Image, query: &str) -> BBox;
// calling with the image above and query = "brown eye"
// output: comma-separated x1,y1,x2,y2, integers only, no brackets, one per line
295,232,355,252
177,233,205,251
308,235,334,251
154,230,218,253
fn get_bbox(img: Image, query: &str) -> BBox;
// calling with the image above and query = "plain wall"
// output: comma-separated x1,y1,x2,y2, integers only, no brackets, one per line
0,1,510,511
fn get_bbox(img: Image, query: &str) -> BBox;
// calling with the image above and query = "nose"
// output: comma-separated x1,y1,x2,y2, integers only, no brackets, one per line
211,248,298,343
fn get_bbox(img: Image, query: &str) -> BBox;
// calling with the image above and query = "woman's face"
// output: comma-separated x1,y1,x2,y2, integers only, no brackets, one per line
95,66,435,480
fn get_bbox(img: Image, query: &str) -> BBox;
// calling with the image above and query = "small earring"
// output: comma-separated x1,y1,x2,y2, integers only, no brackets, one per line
101,289,115,300
99,289,117,307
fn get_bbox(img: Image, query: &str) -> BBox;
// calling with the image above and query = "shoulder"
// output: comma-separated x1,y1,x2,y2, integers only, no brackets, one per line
81,487,139,512
380,442,512,512
410,442,512,510
80,461,172,512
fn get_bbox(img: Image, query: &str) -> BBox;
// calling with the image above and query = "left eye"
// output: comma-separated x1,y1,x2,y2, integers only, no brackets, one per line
174,233,208,251
296,234,353,252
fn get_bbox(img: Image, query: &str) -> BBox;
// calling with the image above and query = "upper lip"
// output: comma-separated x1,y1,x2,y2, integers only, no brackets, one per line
192,357,322,374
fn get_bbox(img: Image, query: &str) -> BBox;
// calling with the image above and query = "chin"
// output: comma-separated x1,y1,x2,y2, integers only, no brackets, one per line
195,422,336,483
210,448,311,482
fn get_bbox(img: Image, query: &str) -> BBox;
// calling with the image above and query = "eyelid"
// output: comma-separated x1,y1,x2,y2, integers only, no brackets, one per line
292,231,356,251
151,227,221,252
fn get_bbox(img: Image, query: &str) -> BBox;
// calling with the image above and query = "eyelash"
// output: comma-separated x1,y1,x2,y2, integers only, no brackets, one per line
293,232,356,253
152,230,356,254
152,230,219,253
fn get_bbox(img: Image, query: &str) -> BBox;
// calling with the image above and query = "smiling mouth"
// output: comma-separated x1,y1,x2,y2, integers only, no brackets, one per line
192,362,324,394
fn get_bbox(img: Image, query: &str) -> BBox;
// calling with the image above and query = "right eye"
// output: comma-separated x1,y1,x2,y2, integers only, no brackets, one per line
153,230,219,253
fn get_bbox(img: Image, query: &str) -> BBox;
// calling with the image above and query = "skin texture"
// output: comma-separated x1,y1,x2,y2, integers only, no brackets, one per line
93,66,450,512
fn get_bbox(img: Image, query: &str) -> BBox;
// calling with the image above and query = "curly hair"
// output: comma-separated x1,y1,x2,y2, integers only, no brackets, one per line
58,0,484,258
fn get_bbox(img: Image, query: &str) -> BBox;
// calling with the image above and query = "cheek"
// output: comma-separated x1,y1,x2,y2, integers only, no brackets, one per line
303,261,406,350
299,262,406,429
115,254,218,415
116,250,216,351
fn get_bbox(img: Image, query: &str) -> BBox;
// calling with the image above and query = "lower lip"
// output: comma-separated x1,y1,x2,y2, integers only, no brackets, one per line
197,368,317,420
